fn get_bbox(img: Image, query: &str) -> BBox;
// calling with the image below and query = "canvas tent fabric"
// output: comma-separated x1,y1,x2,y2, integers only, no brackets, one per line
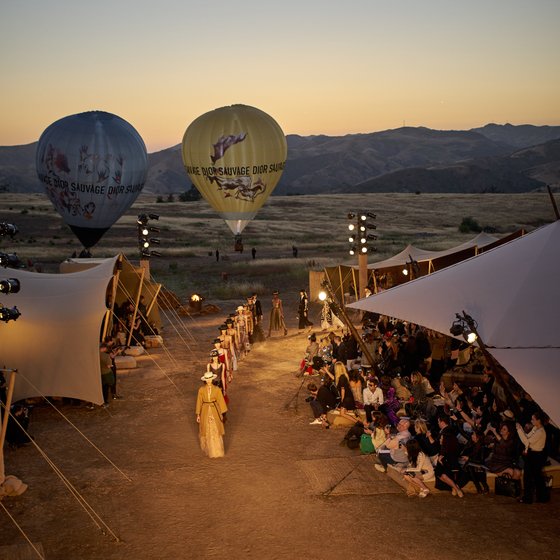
0,257,117,405
348,221,560,426
60,255,163,337
324,232,503,304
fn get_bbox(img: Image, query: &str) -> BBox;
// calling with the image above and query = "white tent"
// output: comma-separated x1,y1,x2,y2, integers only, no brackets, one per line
0,257,117,405
364,232,499,271
349,221,560,426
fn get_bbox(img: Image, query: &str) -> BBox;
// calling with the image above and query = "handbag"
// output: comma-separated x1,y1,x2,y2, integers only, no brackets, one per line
494,474,521,498
359,433,375,455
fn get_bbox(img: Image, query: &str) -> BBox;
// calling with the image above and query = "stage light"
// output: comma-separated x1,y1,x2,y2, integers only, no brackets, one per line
138,214,162,259
0,278,20,294
449,312,479,344
0,223,18,238
347,213,356,220
450,320,464,336
0,252,23,269
318,291,327,301
361,246,368,253
348,223,355,231
402,268,409,276
349,246,356,256
0,305,21,323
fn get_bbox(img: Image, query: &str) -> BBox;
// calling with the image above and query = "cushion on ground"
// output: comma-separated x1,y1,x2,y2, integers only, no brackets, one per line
144,335,163,348
124,345,145,356
114,355,137,369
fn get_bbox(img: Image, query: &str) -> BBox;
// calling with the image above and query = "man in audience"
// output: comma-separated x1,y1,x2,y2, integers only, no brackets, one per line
375,418,412,472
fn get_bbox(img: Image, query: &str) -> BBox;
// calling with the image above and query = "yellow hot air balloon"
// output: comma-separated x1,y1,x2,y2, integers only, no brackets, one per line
181,104,287,237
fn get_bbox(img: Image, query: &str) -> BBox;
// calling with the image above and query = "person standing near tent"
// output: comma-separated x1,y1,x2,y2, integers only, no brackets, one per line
297,289,313,331
268,290,288,337
516,411,549,503
99,341,115,406
196,371,228,458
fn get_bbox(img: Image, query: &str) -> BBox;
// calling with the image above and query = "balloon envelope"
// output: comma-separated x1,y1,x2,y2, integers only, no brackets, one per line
181,104,287,235
36,111,148,248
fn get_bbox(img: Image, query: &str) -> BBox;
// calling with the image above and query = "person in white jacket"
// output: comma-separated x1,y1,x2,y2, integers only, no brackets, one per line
362,377,384,423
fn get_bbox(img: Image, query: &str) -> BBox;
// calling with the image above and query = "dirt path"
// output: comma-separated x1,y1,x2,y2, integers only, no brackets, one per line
1,298,559,560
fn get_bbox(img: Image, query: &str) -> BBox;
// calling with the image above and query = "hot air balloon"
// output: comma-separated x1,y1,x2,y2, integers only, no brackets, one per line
36,111,148,249
181,104,287,244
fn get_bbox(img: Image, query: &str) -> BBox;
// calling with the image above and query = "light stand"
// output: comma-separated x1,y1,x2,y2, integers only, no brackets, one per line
347,212,377,298
451,310,522,417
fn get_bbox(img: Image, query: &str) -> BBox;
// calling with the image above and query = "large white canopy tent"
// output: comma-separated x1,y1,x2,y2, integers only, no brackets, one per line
0,257,117,405
348,221,560,427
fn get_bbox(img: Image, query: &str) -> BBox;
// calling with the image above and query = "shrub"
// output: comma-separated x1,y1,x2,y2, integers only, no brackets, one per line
459,216,482,233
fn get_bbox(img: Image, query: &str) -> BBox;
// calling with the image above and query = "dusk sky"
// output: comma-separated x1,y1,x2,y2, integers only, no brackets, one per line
1,0,559,153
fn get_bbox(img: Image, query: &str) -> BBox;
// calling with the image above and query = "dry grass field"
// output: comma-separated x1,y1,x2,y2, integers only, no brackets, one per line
1,192,555,301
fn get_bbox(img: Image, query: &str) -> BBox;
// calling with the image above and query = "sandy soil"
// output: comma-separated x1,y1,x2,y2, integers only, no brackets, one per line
1,290,559,560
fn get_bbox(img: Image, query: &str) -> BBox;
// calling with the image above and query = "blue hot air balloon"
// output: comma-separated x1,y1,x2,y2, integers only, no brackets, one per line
36,111,148,248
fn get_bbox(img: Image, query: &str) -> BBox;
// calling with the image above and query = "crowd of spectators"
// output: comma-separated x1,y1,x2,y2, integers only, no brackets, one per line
302,314,558,503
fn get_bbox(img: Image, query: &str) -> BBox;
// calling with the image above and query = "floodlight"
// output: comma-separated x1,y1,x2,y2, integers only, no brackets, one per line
0,305,20,323
318,291,327,301
449,321,464,336
0,278,20,294
0,223,18,238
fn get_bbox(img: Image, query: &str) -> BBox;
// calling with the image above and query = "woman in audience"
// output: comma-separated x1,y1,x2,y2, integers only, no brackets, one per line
434,414,464,497
348,369,365,410
380,386,402,426
333,362,356,415
461,428,490,493
485,422,522,480
413,418,439,460
402,439,435,498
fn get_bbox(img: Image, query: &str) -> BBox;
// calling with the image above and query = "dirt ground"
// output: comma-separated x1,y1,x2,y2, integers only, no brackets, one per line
1,289,559,560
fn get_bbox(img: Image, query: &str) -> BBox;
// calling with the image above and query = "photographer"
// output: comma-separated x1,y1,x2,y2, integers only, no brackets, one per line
306,380,336,428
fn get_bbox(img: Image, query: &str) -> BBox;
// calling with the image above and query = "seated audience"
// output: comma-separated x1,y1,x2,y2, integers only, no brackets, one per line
375,418,412,473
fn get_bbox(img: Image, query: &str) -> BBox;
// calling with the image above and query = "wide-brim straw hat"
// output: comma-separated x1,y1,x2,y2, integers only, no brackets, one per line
201,372,217,381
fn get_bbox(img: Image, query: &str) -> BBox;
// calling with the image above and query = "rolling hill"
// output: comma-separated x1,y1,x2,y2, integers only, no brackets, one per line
1,124,559,195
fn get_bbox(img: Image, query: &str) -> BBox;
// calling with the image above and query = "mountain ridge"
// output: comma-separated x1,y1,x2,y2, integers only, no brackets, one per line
1,124,559,195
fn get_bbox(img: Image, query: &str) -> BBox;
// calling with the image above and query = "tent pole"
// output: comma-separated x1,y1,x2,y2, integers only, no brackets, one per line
127,267,146,347
103,260,122,340
547,185,560,220
0,369,17,452
338,266,345,306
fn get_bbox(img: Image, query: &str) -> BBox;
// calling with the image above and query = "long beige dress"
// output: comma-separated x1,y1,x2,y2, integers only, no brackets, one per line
195,384,228,458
